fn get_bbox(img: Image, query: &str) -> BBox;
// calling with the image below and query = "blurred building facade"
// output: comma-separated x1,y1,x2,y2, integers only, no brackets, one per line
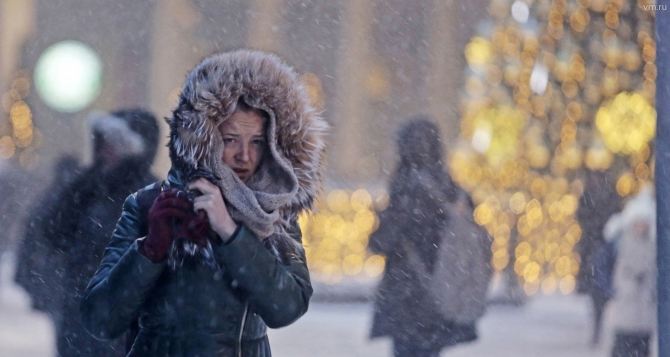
1,0,489,286
0,0,487,184
0,0,659,295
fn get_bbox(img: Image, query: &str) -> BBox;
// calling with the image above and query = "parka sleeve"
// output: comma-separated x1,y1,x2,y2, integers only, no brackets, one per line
80,193,166,340
212,223,312,329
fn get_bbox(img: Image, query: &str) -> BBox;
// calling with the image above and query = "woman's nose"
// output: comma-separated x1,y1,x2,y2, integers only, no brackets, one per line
235,143,250,163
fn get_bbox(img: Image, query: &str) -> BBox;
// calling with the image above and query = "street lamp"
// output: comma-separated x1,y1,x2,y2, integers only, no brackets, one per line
33,40,102,113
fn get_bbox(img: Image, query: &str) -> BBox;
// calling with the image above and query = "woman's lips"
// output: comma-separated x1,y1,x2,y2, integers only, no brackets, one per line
233,168,249,176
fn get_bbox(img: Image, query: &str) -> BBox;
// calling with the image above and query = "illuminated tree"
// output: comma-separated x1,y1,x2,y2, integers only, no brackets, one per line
299,189,388,284
450,0,656,296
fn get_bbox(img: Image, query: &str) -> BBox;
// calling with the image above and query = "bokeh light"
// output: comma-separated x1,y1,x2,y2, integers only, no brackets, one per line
300,189,384,283
595,91,656,155
34,40,102,113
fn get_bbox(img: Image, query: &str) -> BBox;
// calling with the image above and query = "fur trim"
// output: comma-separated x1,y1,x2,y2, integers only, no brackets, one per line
168,49,328,216
89,112,145,158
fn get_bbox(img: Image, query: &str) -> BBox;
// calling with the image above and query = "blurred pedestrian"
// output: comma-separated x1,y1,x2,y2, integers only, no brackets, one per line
14,155,80,320
46,109,160,356
576,170,620,346
368,118,487,357
0,161,32,256
0,159,38,305
81,50,327,356
588,209,622,347
605,185,656,357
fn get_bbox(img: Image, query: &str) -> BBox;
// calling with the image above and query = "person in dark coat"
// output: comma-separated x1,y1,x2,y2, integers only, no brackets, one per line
46,109,160,356
14,155,80,320
368,118,478,357
0,161,34,303
81,50,327,357
576,170,621,347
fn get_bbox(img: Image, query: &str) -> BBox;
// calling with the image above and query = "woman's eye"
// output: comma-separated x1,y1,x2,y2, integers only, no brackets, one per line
253,140,266,146
223,138,236,144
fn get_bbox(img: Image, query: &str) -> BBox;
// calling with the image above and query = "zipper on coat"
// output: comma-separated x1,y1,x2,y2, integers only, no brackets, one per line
237,302,250,357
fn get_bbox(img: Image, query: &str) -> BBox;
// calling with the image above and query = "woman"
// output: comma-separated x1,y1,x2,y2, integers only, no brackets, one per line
81,50,327,356
368,118,478,357
605,186,656,357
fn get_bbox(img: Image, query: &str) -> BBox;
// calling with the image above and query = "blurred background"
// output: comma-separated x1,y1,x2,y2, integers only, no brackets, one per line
0,0,660,356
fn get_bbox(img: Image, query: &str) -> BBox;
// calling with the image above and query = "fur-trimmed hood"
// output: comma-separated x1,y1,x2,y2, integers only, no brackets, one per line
167,49,328,218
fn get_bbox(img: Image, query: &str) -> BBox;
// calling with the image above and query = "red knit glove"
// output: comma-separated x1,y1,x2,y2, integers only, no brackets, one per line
183,210,211,246
140,189,193,263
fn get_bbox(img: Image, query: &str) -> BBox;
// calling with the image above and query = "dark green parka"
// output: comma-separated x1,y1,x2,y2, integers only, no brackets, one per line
81,176,311,356
81,50,327,357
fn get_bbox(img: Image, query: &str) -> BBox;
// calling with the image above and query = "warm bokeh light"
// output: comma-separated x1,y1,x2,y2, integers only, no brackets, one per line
300,72,325,110
0,70,38,165
451,0,654,296
365,63,391,101
465,37,494,68
300,189,384,282
464,105,526,166
10,101,33,147
595,91,656,155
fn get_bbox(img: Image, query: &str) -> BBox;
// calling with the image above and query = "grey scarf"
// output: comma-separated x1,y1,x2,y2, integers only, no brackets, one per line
208,101,299,238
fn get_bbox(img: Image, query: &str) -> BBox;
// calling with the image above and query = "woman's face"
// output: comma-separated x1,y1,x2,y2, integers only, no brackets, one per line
219,110,266,182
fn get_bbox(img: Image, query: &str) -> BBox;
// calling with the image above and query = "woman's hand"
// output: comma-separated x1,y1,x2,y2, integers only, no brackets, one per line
188,178,238,242
142,189,192,262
